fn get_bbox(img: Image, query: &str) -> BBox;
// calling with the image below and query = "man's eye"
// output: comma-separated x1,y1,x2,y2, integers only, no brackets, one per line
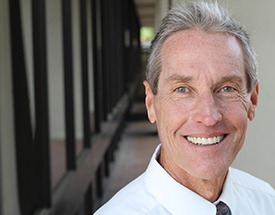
175,87,189,93
220,86,235,92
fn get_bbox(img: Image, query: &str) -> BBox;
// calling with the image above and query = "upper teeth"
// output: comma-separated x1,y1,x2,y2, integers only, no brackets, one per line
186,135,224,145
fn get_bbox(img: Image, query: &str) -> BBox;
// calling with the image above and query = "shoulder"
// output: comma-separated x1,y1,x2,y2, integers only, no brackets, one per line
230,167,275,198
93,174,160,215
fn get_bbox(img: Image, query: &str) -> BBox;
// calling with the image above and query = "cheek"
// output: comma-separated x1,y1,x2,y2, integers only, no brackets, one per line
155,98,190,128
223,102,249,146
218,92,251,121
154,98,188,142
219,91,251,116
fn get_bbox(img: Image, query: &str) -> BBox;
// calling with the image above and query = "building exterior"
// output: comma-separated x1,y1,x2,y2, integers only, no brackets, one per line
0,0,274,214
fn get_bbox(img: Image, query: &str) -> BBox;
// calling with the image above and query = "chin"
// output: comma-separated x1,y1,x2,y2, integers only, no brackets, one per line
187,163,230,180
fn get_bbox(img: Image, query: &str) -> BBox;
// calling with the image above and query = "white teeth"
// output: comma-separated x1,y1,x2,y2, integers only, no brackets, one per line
186,135,224,146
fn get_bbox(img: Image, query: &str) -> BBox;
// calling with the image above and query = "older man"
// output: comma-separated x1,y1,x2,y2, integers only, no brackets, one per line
94,1,275,214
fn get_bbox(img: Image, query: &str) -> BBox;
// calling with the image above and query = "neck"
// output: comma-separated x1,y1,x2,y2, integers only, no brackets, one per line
159,152,227,202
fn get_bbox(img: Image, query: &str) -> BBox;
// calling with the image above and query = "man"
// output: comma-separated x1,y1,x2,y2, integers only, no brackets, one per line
94,1,275,214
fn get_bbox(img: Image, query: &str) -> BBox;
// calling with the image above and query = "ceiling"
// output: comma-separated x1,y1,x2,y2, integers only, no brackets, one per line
134,0,156,27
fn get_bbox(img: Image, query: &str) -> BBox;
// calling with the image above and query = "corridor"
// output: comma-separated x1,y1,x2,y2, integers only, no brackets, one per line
100,97,159,204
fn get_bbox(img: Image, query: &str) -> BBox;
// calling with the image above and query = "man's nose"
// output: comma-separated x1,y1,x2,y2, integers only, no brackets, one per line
191,93,222,126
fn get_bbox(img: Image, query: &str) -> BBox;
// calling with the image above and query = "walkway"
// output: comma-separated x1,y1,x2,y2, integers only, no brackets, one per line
100,85,160,204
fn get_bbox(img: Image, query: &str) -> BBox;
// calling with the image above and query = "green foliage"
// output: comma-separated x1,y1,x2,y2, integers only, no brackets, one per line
140,27,155,42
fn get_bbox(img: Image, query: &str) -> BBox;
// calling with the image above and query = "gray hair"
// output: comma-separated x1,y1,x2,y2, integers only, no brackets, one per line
146,1,258,95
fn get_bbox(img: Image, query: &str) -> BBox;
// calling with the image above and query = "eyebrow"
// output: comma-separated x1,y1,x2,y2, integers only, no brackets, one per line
219,75,244,85
167,74,193,83
167,74,244,84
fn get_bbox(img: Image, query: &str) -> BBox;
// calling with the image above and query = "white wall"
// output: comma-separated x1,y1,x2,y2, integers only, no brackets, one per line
45,0,95,140
72,0,84,140
155,0,170,30
223,0,275,188
0,0,21,214
21,0,35,134
87,0,95,114
167,0,275,187
46,0,66,140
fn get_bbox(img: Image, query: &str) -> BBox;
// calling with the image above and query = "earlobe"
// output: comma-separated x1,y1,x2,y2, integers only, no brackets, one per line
143,80,156,124
248,110,255,121
248,81,259,121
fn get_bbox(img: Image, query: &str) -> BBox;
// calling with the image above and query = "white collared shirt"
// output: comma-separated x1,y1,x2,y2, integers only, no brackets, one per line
94,145,275,214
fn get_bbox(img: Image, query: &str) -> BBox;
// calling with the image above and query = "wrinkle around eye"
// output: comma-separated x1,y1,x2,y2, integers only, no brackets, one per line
217,87,249,104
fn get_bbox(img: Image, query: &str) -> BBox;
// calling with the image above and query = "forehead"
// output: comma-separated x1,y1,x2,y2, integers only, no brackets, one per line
162,29,242,56
160,30,245,81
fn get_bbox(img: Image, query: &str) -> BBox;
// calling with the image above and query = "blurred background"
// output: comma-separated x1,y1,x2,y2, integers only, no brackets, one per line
1,0,274,214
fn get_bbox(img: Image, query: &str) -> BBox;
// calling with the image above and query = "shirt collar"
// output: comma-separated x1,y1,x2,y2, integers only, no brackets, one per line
215,167,235,214
143,145,218,215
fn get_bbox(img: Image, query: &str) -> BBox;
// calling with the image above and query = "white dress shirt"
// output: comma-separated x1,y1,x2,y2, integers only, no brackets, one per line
94,145,275,214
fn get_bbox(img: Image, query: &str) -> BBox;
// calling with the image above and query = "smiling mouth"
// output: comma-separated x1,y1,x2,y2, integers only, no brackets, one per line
185,135,225,146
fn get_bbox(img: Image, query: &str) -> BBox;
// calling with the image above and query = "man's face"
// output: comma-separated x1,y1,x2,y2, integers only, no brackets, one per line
144,30,258,180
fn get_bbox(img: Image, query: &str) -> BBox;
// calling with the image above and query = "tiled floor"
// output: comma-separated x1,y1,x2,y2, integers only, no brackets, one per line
100,101,160,204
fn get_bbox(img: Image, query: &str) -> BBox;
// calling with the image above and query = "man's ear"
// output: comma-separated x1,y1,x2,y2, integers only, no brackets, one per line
248,81,259,121
143,80,156,124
